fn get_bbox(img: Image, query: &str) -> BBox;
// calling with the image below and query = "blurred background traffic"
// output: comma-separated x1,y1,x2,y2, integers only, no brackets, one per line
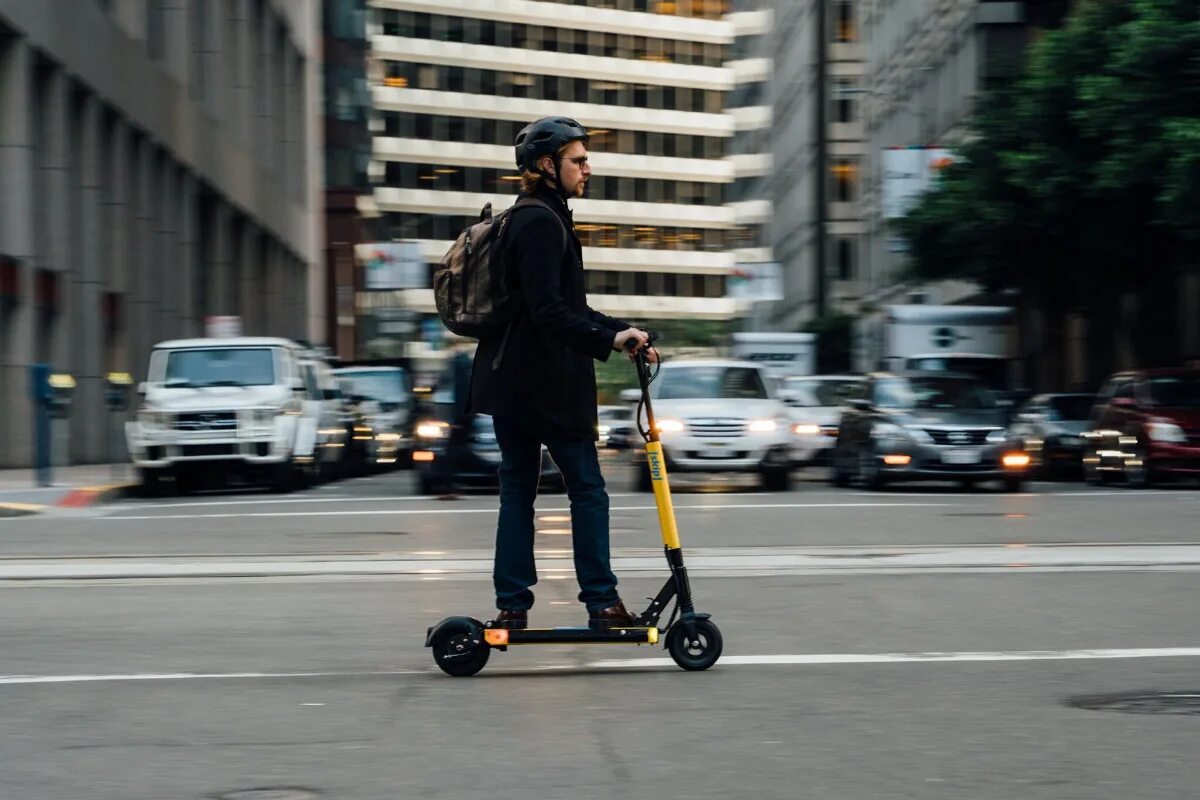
1,0,1197,494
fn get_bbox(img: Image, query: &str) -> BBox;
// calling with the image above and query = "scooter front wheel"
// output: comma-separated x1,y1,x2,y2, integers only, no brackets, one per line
667,618,723,671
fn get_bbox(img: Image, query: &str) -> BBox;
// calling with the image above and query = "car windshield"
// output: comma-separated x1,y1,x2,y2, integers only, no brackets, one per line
876,376,997,410
163,348,275,387
1047,395,1095,421
1144,375,1200,408
336,370,410,403
655,366,768,400
784,378,861,407
599,408,632,421
905,357,1008,391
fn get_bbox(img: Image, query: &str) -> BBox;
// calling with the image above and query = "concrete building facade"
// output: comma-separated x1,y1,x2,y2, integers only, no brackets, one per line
763,0,866,332
0,0,321,468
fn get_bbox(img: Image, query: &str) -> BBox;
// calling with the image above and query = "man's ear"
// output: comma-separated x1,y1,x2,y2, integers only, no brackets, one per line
539,156,555,176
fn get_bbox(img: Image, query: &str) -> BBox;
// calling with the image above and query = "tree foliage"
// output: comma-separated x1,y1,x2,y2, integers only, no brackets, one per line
899,0,1200,306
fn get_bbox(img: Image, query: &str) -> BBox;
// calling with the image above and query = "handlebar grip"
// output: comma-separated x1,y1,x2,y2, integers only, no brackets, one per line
622,330,660,352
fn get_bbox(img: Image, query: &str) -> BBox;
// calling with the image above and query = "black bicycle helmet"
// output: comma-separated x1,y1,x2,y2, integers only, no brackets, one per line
514,116,589,175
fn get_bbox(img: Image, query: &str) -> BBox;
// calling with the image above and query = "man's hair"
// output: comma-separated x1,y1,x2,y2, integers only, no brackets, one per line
518,141,576,193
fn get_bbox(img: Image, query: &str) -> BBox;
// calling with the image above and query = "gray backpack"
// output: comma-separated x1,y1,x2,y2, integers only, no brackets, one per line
433,197,566,340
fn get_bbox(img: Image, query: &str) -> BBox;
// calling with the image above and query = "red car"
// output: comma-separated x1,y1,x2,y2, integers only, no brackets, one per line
1083,369,1200,486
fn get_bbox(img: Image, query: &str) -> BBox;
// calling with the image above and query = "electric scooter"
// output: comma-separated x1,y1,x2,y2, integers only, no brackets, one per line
425,336,722,675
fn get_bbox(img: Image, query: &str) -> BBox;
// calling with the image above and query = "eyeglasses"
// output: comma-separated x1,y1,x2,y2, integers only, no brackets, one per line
566,156,589,166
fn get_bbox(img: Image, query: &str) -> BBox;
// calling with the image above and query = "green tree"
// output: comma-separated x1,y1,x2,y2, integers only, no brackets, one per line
899,0,1200,378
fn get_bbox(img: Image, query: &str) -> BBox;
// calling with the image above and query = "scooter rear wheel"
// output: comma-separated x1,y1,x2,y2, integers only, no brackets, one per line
667,618,723,671
430,623,490,677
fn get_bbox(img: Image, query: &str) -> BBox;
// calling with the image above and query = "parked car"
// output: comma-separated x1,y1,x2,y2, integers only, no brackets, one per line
831,371,1030,491
1007,393,1096,479
627,359,794,491
126,337,344,494
779,374,865,467
1082,369,1200,487
331,365,415,468
411,361,564,495
412,413,565,495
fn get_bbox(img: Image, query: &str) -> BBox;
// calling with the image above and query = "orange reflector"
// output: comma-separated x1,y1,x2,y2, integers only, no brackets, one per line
483,629,509,646
882,454,911,466
1002,452,1031,469
413,450,434,462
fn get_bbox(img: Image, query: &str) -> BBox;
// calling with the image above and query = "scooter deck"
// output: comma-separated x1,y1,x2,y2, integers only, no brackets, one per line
483,626,658,646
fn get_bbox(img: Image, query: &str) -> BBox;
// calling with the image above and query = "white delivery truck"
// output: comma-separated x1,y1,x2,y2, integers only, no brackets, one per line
730,332,817,379
881,305,1015,390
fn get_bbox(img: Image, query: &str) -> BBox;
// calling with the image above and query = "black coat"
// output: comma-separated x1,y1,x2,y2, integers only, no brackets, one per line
469,185,629,441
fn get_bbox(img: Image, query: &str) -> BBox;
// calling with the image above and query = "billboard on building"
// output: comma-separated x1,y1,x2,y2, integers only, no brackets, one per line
359,241,425,290
881,147,955,219
727,262,783,302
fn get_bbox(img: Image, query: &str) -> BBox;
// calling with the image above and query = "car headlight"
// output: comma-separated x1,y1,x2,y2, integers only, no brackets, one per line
1146,422,1186,443
252,407,280,425
904,426,934,444
598,424,611,436
138,409,169,428
416,421,448,439
985,430,1008,444
792,422,821,436
871,422,904,439
655,418,685,434
748,419,777,433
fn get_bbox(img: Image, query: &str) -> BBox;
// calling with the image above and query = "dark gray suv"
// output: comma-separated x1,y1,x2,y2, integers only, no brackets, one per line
830,372,1030,491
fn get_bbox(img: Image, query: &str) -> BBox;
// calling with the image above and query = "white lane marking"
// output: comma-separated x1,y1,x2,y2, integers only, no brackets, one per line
5,543,1200,580
100,502,954,521
0,670,422,685
588,647,1200,669
3,647,1199,685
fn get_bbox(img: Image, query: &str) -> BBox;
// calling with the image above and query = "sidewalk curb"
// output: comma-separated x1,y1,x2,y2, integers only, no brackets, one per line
0,502,46,518
55,483,138,509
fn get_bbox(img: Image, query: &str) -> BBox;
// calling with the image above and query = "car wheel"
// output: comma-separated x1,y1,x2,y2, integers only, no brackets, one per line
1123,444,1152,489
138,468,162,498
1083,447,1108,485
271,461,295,494
760,466,791,492
1001,476,1025,493
634,463,653,493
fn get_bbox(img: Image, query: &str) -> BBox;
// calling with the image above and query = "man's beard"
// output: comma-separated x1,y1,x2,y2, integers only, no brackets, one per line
573,180,588,198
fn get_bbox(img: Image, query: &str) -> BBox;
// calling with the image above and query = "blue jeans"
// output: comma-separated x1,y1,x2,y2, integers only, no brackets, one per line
492,416,620,613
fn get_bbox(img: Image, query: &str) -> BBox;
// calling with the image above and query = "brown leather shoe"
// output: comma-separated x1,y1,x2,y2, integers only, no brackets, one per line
492,609,528,629
588,600,638,629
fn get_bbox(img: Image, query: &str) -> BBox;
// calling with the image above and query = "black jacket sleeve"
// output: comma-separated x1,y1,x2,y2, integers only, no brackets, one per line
513,211,615,361
587,307,629,333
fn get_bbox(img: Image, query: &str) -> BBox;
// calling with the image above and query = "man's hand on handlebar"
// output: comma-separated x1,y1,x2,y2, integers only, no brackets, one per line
613,328,659,362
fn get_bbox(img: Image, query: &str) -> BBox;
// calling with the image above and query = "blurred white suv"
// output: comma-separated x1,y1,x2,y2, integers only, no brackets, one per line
629,359,794,491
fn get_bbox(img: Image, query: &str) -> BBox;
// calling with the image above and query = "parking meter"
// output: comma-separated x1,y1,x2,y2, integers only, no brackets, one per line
105,371,133,411
29,365,74,486
46,372,75,418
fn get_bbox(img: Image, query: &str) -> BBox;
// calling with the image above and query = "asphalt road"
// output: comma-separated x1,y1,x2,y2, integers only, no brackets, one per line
2,465,1199,799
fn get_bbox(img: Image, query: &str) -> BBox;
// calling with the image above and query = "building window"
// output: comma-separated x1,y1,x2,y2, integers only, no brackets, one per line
833,81,857,123
835,237,855,280
831,159,858,203
834,0,856,43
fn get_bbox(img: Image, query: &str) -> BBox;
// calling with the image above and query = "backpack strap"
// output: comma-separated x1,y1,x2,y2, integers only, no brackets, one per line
490,197,572,370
